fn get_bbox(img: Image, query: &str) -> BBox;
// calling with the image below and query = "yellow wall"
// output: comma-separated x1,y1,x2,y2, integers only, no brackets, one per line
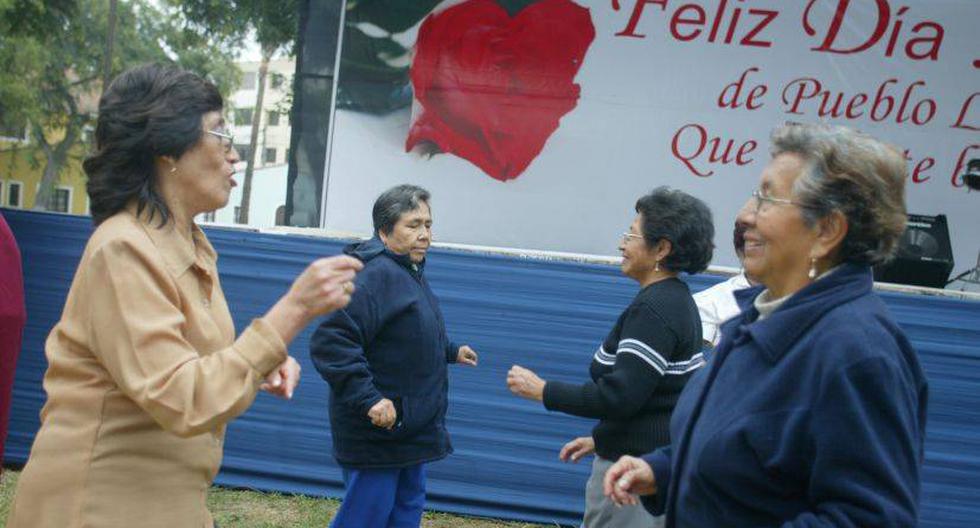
0,141,89,215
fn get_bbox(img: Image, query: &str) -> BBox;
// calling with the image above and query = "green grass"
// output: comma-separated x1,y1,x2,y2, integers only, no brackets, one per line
0,470,14,524
1,469,552,527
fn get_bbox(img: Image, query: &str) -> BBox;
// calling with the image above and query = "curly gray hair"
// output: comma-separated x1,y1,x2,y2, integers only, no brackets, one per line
771,123,908,265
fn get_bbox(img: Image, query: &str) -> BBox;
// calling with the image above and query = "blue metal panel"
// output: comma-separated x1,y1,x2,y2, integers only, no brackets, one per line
4,209,979,526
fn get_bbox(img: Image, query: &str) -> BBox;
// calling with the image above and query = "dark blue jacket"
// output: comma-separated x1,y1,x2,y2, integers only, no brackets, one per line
643,263,928,527
310,238,458,469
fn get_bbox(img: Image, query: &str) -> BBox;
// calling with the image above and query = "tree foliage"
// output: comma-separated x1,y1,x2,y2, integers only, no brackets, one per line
169,0,298,56
0,0,240,210
170,0,299,224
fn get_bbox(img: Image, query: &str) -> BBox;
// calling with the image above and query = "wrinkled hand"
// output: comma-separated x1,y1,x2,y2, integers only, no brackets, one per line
506,365,546,401
368,398,397,429
456,345,479,366
559,436,595,463
288,255,363,319
260,356,302,399
603,455,656,506
265,256,364,346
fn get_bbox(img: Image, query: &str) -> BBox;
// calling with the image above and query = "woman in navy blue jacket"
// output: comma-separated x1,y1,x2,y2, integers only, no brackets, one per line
605,122,928,527
310,184,478,528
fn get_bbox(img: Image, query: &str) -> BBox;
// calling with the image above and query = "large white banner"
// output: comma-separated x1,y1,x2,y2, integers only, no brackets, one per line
323,0,979,271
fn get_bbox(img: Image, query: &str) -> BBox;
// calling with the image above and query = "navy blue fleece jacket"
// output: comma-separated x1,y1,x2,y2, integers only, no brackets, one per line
310,238,459,469
642,263,928,527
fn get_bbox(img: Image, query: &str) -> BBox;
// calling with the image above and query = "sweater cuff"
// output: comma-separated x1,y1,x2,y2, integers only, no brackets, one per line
356,393,385,417
235,318,288,376
641,449,671,516
543,380,579,412
446,340,460,364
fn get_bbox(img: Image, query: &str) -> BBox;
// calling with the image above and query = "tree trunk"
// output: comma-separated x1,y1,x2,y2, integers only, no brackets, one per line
102,0,119,94
32,122,79,212
238,47,272,224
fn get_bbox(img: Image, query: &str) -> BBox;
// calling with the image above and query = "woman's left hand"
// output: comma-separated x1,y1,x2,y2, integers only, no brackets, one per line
603,455,657,506
559,436,595,463
507,365,546,401
260,356,302,399
456,345,479,366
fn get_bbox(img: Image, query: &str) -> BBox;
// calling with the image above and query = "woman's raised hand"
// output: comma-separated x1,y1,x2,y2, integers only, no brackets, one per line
266,255,364,344
288,255,364,317
506,365,546,401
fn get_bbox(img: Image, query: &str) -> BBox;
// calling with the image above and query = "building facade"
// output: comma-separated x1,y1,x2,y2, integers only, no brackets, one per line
228,58,294,172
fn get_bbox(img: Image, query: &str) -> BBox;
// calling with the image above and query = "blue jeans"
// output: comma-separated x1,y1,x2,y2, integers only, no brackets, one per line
329,464,426,528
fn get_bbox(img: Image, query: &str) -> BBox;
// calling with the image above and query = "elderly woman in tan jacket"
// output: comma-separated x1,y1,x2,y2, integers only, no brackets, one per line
6,64,363,528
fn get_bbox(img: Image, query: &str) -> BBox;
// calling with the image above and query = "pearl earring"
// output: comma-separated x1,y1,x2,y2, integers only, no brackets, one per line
170,165,177,174
808,258,817,279
654,260,660,272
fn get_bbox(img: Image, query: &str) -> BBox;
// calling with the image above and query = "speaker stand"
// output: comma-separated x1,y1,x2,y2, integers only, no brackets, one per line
945,251,980,290
965,251,980,285
949,250,980,289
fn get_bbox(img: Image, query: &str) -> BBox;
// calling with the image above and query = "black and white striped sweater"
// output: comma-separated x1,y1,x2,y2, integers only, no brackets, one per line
543,277,705,460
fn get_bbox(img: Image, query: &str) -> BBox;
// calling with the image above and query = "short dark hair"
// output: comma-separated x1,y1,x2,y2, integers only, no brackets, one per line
84,63,223,226
635,187,715,274
372,184,431,235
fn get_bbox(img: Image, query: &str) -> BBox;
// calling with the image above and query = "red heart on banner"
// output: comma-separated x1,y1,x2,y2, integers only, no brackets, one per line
405,0,595,181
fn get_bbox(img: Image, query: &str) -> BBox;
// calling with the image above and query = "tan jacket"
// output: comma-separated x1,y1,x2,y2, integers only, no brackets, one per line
7,206,286,528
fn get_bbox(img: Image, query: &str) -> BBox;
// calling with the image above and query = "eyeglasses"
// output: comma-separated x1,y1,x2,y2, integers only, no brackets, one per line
621,232,644,244
206,128,234,154
750,189,809,214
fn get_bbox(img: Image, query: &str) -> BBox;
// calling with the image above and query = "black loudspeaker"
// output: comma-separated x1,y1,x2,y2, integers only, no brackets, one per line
874,214,954,288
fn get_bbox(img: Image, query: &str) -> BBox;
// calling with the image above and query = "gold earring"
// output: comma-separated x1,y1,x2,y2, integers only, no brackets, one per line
808,258,817,279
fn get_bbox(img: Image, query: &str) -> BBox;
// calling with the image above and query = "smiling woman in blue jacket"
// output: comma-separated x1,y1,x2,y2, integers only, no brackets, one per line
604,122,929,527
310,184,478,528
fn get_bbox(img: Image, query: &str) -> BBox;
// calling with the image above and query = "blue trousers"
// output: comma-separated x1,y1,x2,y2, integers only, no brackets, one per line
329,464,426,528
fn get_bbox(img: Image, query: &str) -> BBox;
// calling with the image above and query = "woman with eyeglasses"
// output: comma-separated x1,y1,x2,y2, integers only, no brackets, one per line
604,123,928,527
507,187,714,528
7,64,363,528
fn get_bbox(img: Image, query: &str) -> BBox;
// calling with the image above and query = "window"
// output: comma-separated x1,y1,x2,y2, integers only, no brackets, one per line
275,205,286,226
264,148,277,164
51,187,72,213
201,211,216,222
267,111,280,126
242,72,257,90
235,108,253,126
234,144,251,162
0,104,28,140
0,121,27,140
7,181,22,207
0,181,4,205
233,206,242,223
82,125,95,146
